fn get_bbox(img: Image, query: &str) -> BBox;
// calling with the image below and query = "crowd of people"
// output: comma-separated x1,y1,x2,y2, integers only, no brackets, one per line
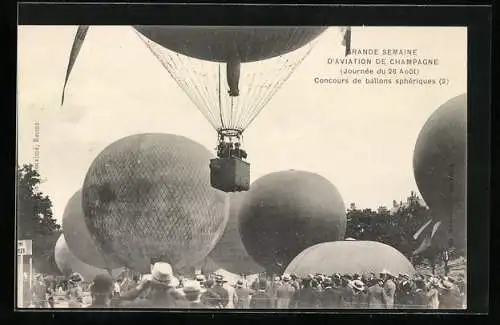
27,262,465,309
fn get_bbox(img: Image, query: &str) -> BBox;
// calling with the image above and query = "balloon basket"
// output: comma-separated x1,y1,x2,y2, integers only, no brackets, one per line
209,158,250,192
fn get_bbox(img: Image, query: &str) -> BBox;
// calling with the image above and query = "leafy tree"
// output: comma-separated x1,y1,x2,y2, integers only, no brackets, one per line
345,192,434,264
17,164,61,275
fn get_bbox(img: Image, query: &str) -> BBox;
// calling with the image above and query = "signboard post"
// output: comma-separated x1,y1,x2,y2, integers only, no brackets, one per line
17,240,33,308
17,254,23,308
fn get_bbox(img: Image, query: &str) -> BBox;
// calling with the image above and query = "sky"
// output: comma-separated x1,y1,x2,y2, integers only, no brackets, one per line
17,26,467,224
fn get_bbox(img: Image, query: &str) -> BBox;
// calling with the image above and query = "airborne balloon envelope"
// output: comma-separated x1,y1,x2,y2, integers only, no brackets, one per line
238,170,347,274
413,93,466,253
81,133,229,273
208,192,264,274
285,241,416,277
62,189,122,269
133,26,328,63
134,26,327,136
54,234,124,281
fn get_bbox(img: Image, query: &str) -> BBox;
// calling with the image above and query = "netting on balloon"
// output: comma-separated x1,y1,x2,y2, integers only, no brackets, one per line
134,29,321,132
82,134,229,272
63,190,121,270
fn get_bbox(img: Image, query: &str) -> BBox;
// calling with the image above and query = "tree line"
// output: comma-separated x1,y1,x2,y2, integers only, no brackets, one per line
17,164,61,274
345,192,461,267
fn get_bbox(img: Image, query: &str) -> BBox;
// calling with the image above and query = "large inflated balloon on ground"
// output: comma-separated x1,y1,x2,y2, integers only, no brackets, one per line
133,26,328,63
413,94,466,252
285,241,416,276
54,234,123,281
239,170,347,274
208,192,264,274
82,133,229,273
196,256,219,275
63,189,122,270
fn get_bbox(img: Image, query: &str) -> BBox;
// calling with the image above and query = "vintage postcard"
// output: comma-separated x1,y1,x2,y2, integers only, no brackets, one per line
17,25,468,310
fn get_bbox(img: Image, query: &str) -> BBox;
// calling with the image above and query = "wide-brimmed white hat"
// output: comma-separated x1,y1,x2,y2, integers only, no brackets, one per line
351,280,365,291
380,269,394,278
151,262,173,285
282,274,291,281
69,272,83,283
439,279,454,289
183,280,202,293
430,277,440,287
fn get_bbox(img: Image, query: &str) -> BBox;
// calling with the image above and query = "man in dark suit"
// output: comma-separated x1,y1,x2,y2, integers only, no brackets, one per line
88,274,115,308
367,277,385,309
217,141,232,158
212,275,230,308
231,142,247,159
250,279,273,309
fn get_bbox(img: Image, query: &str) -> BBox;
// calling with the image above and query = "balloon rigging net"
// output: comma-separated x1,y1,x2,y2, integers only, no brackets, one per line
134,29,323,193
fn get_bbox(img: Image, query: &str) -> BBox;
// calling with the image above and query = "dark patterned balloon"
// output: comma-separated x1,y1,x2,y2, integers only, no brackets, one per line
82,133,229,273
63,189,122,270
413,94,466,252
134,26,327,63
285,241,416,277
208,192,264,274
239,170,347,274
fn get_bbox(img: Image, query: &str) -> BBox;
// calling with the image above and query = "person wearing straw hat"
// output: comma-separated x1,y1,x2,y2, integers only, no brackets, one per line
182,280,207,308
351,279,368,309
380,269,396,309
234,279,254,309
66,273,84,308
119,262,184,308
212,274,230,308
276,274,295,309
